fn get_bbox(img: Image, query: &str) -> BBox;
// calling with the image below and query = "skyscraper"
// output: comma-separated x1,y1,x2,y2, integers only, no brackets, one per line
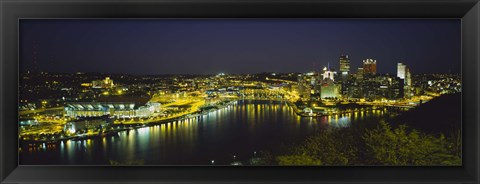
355,68,364,80
322,66,335,82
339,55,350,75
397,63,406,79
363,59,377,75
405,67,412,97
397,63,412,98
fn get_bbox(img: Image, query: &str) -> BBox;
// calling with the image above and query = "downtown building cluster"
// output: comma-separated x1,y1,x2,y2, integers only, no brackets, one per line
296,55,413,102
18,62,461,141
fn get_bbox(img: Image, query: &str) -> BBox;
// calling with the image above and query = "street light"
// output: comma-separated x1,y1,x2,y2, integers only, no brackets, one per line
233,155,236,162
211,160,215,165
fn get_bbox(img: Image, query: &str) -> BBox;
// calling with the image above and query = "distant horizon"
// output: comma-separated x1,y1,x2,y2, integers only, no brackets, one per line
21,70,461,76
20,19,461,75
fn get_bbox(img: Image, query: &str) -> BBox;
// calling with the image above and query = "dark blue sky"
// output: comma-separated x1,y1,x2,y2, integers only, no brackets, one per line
20,19,461,75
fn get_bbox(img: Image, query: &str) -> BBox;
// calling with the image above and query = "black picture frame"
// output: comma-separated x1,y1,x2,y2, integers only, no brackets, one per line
1,0,479,183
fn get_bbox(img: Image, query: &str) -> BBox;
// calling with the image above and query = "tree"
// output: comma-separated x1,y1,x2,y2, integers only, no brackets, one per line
253,151,276,165
276,128,359,166
277,155,322,165
274,121,460,166
362,121,461,166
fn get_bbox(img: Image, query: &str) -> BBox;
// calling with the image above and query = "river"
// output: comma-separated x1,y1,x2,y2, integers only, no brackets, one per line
20,100,392,165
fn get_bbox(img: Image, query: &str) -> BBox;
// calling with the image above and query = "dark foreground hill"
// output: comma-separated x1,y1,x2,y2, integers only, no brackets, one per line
391,93,461,135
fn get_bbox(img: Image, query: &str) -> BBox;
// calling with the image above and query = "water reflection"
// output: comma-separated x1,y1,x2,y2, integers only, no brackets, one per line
21,100,388,165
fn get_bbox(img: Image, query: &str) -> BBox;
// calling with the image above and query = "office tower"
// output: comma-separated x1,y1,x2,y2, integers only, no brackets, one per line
397,63,406,79
405,67,412,97
322,67,335,82
397,63,412,98
339,55,350,75
363,59,377,75
355,68,364,80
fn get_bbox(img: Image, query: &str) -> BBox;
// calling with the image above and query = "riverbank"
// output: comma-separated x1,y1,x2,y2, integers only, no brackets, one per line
20,100,239,144
20,99,399,165
287,100,393,118
20,98,409,144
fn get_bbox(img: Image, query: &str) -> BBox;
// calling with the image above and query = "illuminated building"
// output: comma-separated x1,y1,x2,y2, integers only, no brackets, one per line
303,108,314,116
397,63,412,98
81,83,92,87
397,63,406,79
310,76,317,86
362,59,377,75
322,66,336,82
65,100,161,118
64,116,112,134
373,75,404,100
92,77,115,89
300,84,312,101
405,68,412,97
19,118,39,126
355,68,364,80
339,55,350,75
342,72,404,100
320,78,340,99
297,74,313,101
316,65,340,99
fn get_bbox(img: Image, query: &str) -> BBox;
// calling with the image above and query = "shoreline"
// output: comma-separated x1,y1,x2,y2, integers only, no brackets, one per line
21,100,239,144
19,99,405,144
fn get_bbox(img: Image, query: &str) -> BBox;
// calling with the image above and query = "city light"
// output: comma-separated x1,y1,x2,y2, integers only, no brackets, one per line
18,21,461,166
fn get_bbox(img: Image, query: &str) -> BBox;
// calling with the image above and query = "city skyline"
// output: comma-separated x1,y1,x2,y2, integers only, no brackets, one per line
20,19,460,75
19,19,462,166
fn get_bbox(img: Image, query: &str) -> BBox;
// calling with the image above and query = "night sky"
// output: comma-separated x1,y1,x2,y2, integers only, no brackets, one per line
20,19,461,75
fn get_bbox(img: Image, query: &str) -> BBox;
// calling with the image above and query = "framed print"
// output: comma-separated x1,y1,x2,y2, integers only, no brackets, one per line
1,0,479,183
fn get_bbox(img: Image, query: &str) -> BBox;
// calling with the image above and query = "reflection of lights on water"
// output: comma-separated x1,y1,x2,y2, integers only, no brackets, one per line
338,116,350,125
325,115,350,127
318,116,327,124
86,139,91,149
138,127,149,135
65,140,71,147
